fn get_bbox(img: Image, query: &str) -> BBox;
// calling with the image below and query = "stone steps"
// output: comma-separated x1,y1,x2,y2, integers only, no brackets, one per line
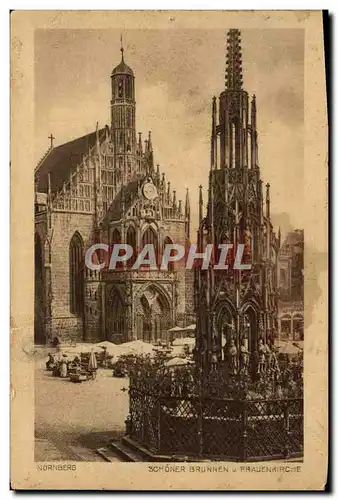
97,436,201,463
122,436,191,462
97,440,140,462
97,435,304,463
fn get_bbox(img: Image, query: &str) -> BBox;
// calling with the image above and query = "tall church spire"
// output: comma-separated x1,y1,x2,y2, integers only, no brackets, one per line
211,96,217,170
148,130,153,152
225,29,243,90
185,187,190,215
185,187,191,239
195,29,279,368
138,132,143,154
199,185,203,226
216,29,248,170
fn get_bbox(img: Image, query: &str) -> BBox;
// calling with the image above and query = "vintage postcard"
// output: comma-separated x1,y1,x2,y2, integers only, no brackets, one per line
11,10,328,490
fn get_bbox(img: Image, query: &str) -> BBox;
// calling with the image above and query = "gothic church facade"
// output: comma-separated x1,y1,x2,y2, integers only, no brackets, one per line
35,47,193,344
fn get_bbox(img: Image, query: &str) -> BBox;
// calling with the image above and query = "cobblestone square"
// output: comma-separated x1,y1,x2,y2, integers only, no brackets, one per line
35,354,129,462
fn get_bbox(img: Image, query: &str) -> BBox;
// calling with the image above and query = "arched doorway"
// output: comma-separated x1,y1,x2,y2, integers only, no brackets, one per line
140,295,152,342
136,285,171,343
106,287,125,343
34,233,45,344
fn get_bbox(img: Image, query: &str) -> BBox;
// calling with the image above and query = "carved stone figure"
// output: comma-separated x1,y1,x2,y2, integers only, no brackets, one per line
257,338,265,374
264,341,271,371
240,337,250,374
228,339,238,374
270,348,280,383
244,225,252,257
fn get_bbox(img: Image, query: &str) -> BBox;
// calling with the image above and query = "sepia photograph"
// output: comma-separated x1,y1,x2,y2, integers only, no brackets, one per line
11,10,327,490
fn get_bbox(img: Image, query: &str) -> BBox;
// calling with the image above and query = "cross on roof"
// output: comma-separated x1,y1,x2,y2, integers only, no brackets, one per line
48,133,55,149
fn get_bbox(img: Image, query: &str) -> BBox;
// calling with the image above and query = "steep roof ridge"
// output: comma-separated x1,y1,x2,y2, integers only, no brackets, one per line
50,127,107,207
35,146,53,173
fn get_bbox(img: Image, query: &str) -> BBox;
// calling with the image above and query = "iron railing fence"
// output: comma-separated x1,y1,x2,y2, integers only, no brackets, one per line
128,379,303,461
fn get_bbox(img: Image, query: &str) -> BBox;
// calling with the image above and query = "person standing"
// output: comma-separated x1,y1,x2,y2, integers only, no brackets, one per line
88,349,98,380
59,355,68,378
46,353,55,371
102,346,108,368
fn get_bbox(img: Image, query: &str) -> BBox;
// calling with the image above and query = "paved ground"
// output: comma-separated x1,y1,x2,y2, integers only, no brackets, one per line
35,350,129,462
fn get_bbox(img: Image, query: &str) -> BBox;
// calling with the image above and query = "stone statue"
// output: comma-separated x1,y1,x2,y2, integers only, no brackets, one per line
264,341,271,371
240,337,250,374
257,338,265,374
211,350,218,372
211,327,218,372
244,225,252,256
228,339,238,374
270,347,280,382
222,341,228,362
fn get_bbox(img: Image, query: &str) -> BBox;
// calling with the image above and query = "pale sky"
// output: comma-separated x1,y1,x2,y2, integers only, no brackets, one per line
35,28,304,239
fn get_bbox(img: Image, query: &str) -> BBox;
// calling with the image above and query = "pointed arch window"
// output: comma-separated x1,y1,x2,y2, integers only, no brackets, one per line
142,227,158,267
142,227,157,248
126,226,137,267
215,232,230,270
125,77,132,99
111,228,123,269
35,233,45,343
69,233,84,316
117,78,124,98
163,236,174,271
111,228,121,245
107,289,125,338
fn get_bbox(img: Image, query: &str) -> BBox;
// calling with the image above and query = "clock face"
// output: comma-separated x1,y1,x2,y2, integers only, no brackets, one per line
143,182,158,200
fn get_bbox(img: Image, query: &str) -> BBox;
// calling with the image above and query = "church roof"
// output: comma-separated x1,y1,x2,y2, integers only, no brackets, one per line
282,230,303,248
111,59,134,77
102,179,140,224
35,128,106,194
280,230,304,257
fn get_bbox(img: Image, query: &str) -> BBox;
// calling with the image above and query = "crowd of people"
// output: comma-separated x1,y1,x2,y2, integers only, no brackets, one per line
44,334,302,397
45,349,98,381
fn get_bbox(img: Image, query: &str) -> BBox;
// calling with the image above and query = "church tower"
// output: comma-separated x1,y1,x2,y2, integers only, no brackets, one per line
195,29,280,368
100,38,192,344
110,39,137,184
